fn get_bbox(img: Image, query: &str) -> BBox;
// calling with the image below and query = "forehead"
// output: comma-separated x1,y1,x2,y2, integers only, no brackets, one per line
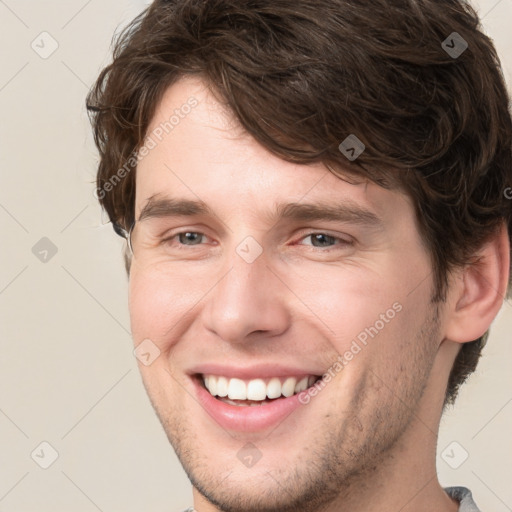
135,77,412,226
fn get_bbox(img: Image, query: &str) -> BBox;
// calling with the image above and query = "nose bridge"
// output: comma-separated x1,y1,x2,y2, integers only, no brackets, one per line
203,242,290,342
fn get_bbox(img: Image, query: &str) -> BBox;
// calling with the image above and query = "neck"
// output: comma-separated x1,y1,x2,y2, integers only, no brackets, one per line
316,417,458,512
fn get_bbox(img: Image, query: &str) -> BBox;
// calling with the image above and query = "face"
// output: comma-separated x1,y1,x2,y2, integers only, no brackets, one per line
129,77,443,512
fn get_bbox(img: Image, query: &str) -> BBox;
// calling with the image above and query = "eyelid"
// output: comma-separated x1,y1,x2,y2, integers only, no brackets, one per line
154,222,214,238
293,230,354,246
162,230,214,245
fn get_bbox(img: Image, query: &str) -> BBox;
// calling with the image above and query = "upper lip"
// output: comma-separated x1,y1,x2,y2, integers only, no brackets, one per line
189,363,323,380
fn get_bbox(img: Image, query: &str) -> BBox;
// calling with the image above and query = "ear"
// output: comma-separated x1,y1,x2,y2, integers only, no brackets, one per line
444,222,510,343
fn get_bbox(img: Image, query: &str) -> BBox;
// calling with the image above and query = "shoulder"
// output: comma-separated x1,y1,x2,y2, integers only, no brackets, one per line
445,486,482,512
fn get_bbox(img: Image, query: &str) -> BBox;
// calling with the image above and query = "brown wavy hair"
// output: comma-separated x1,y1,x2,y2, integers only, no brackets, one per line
87,0,512,405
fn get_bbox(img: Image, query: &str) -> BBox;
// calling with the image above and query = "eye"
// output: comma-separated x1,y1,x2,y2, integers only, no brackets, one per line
160,231,350,249
161,231,209,246
299,233,351,248
178,231,205,245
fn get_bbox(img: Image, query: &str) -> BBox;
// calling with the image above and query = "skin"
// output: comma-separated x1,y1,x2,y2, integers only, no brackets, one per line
128,77,509,512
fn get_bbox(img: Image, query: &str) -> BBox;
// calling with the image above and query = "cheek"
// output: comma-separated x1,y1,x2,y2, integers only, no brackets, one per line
345,294,436,386
289,263,431,368
129,269,175,342
128,264,212,347
285,263,400,340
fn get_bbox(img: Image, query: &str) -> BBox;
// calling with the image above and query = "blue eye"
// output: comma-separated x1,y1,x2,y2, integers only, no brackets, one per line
299,233,351,248
177,232,205,245
307,233,337,247
162,231,349,250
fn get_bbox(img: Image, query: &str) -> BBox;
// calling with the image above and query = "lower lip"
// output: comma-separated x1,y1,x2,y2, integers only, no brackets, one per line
192,376,308,432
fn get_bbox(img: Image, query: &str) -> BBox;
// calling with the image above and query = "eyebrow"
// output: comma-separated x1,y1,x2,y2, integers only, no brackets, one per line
275,202,383,228
138,196,211,222
138,195,384,229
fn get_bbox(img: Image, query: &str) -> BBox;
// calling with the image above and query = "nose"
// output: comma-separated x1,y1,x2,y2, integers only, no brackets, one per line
201,247,291,343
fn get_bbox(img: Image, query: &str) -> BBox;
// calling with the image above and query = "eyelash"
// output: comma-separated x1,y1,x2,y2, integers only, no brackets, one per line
161,231,353,249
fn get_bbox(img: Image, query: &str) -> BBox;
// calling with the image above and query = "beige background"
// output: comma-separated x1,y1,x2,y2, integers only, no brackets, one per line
0,1,511,511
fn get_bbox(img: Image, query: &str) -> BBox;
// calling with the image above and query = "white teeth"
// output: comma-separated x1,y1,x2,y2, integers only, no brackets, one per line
206,376,216,396
222,398,265,407
281,377,297,397
295,376,309,393
202,374,318,401
216,376,228,397
227,378,246,400
266,377,282,399
246,379,267,401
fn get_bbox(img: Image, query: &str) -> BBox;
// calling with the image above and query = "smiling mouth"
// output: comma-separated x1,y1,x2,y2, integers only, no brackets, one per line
198,374,322,406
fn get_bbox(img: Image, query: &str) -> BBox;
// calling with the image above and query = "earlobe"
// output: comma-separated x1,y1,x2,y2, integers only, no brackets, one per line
444,222,510,344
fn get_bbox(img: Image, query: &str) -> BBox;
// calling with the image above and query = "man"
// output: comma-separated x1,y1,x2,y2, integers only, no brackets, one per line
87,1,511,511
